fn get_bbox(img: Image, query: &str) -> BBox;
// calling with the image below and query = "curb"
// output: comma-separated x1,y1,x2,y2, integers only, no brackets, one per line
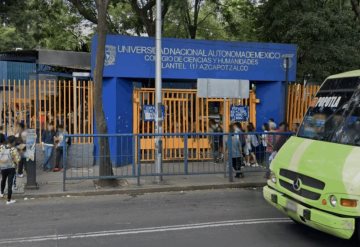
20,182,267,199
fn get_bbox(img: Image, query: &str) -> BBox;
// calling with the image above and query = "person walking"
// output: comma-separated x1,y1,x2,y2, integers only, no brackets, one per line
41,122,56,171
0,135,21,205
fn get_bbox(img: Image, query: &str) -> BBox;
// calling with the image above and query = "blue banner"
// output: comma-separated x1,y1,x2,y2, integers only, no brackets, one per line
92,35,297,81
230,105,249,122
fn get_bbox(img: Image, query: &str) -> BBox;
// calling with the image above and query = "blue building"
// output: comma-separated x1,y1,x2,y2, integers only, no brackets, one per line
92,35,297,132
91,35,297,165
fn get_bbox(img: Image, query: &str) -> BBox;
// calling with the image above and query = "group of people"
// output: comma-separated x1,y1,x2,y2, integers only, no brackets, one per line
229,119,289,179
0,121,69,205
0,122,28,205
41,122,69,172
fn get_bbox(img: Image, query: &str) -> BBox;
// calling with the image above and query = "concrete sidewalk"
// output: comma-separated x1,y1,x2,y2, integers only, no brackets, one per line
12,170,267,200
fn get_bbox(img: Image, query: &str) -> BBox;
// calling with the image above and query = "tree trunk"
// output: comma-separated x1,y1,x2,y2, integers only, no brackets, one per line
94,0,113,178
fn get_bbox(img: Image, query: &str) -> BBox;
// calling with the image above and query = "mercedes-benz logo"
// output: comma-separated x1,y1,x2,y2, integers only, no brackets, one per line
293,178,302,191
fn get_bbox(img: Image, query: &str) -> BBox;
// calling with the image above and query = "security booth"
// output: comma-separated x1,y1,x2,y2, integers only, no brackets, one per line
91,35,297,165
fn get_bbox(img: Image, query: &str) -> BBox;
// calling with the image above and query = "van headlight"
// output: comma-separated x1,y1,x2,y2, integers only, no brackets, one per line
270,172,277,184
329,195,337,207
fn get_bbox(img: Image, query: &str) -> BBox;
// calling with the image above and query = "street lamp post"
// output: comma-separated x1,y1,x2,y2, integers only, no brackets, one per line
155,0,163,183
282,54,293,123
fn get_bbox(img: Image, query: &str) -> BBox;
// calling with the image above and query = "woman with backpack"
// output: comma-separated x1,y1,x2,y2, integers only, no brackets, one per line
0,135,21,205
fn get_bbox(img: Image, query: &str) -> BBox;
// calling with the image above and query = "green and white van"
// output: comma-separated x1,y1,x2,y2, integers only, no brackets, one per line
263,70,360,240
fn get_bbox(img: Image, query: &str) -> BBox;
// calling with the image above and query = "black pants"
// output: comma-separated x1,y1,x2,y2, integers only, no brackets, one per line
18,158,26,175
232,157,244,177
55,147,63,169
1,168,16,201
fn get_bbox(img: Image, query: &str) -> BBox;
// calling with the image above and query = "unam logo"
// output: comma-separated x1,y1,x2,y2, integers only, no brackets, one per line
105,45,116,66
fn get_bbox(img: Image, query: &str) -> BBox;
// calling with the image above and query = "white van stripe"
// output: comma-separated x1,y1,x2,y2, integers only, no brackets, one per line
0,218,291,244
343,148,360,197
289,139,314,171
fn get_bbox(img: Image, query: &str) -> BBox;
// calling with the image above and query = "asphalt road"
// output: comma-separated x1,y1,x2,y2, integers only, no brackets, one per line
0,188,356,247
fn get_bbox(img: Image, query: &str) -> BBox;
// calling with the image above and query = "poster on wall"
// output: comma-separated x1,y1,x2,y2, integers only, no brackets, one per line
142,105,165,122
230,105,249,122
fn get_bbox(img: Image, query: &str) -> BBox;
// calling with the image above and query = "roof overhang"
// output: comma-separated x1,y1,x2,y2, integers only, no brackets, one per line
0,49,90,70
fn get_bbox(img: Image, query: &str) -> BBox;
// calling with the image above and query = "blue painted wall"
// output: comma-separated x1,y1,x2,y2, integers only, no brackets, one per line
100,77,133,166
255,81,286,130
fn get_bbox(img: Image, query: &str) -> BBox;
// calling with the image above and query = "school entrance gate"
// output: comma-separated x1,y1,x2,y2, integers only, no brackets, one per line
133,88,258,161
92,35,297,166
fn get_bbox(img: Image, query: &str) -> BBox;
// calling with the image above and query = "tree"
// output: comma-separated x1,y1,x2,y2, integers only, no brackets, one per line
164,0,221,39
0,0,88,52
216,0,258,41
256,0,360,82
69,0,114,180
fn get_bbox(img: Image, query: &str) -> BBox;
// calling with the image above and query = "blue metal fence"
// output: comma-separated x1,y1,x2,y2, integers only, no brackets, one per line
62,132,293,191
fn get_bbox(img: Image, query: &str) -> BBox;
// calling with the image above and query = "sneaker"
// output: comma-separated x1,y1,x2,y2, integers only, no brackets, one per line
6,200,16,205
17,174,24,178
13,186,18,191
0,193,4,198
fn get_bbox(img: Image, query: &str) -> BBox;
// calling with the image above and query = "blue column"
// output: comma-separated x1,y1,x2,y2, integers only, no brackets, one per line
95,77,133,166
115,78,133,166
255,81,286,130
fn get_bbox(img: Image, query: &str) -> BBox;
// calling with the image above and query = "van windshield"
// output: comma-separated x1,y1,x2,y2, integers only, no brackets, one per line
297,77,360,146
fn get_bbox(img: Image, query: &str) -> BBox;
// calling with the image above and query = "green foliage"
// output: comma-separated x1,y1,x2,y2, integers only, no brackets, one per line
2,0,360,83
256,0,360,82
217,0,258,41
0,0,89,52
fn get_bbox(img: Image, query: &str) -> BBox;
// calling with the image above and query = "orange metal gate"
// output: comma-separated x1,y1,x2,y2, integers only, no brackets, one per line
1,80,94,143
133,88,259,161
286,84,319,131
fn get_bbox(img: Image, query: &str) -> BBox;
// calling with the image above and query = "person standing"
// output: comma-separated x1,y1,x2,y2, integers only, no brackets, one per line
274,122,289,152
41,122,56,171
269,122,289,164
14,122,27,177
208,119,222,162
268,118,277,130
0,135,21,204
53,124,68,172
264,123,276,179
230,123,245,178
244,123,259,167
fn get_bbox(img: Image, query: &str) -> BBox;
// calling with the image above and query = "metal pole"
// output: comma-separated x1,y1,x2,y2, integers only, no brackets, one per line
73,77,77,142
284,57,289,122
282,54,292,123
155,0,163,182
223,97,227,177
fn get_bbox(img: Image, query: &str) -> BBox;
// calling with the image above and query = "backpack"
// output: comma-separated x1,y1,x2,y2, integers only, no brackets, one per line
251,135,260,147
0,148,13,169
